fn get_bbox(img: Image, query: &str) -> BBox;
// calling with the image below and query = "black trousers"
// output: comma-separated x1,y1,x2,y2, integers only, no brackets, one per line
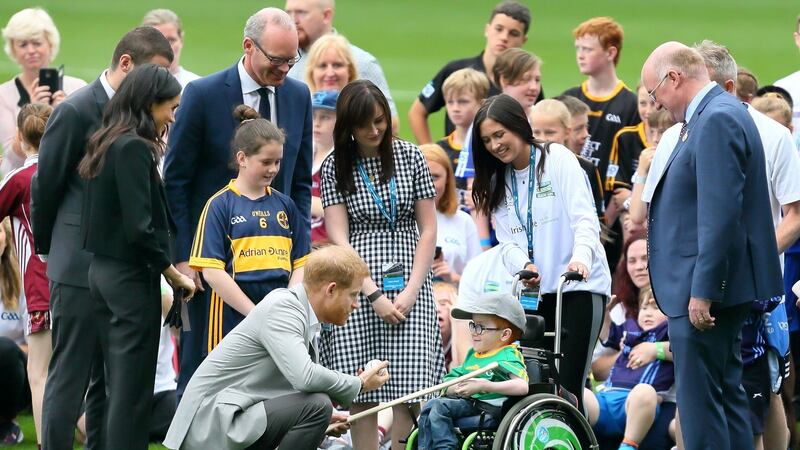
149,390,177,443
246,392,333,450
89,254,161,450
0,336,27,424
42,282,106,450
538,290,606,415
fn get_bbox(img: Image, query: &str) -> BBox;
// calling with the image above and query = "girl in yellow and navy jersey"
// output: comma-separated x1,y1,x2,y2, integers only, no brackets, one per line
190,105,310,352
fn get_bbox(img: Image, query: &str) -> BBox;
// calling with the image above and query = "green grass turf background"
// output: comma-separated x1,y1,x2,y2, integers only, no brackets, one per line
0,0,797,142
0,1,797,448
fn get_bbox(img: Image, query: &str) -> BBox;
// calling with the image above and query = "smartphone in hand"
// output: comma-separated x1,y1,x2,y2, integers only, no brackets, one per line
38,65,64,101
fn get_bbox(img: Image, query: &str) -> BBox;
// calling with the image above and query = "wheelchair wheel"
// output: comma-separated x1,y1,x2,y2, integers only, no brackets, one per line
492,393,598,450
404,427,419,450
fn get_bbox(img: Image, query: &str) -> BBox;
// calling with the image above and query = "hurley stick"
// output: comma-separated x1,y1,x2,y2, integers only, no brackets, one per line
326,362,499,433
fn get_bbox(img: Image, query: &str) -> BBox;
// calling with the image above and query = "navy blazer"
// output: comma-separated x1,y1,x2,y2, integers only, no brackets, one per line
648,85,783,317
164,62,313,262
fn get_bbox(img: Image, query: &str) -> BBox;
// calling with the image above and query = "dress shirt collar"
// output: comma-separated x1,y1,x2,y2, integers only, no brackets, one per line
685,81,716,124
293,283,320,334
238,57,275,97
99,69,115,99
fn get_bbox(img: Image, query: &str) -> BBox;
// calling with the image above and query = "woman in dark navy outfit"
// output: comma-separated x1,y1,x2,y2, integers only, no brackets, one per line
78,64,195,450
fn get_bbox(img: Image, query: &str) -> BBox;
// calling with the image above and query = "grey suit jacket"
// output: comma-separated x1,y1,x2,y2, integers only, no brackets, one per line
163,284,361,450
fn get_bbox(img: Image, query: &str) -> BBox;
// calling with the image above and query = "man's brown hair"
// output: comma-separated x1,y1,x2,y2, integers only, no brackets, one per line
303,245,369,292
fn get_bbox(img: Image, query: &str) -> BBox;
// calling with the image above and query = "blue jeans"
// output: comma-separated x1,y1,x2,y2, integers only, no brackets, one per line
418,397,482,450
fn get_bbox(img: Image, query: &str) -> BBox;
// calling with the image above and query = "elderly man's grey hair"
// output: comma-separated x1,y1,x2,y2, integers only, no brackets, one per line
244,8,295,41
693,40,737,86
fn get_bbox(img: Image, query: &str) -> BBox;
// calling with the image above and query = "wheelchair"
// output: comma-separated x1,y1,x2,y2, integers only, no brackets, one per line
403,271,599,450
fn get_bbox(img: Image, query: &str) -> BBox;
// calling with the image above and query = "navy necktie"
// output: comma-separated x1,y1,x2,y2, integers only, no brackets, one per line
257,87,272,122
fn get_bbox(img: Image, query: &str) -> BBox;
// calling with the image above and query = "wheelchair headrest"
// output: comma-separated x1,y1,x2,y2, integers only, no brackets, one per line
519,314,545,346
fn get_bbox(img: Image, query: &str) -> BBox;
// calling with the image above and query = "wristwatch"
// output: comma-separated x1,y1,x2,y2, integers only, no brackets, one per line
632,174,647,185
622,197,631,212
367,289,383,303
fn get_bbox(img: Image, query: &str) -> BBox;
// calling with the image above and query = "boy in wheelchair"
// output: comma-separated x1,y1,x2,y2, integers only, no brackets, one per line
417,293,529,450
584,289,675,450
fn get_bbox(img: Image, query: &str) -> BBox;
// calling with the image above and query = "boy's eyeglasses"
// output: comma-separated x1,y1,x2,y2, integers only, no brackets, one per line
468,321,504,335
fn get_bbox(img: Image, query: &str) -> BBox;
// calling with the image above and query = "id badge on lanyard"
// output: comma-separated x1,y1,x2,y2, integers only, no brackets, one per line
357,161,405,291
510,147,539,311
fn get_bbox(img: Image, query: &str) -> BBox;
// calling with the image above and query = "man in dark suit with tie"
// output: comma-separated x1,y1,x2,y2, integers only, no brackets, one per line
164,7,313,396
642,42,784,450
30,28,173,450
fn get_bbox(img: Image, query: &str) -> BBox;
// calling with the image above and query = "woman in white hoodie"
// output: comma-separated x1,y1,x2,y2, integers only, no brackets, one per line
470,93,611,414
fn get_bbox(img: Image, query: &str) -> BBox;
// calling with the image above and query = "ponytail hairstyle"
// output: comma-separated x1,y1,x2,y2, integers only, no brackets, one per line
471,94,548,216
229,104,285,169
17,103,52,152
79,64,181,179
0,218,20,311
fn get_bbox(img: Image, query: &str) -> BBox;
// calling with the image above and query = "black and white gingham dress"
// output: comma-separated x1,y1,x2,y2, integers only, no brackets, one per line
319,139,445,403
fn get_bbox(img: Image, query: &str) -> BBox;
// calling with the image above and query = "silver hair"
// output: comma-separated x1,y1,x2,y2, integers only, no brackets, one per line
693,39,737,85
243,8,295,41
653,46,707,81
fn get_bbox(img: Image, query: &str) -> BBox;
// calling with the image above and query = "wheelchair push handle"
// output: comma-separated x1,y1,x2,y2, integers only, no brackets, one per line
561,270,584,283
511,270,539,295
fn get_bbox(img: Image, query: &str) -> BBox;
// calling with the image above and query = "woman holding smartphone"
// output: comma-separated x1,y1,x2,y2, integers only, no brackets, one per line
0,8,86,174
471,94,611,414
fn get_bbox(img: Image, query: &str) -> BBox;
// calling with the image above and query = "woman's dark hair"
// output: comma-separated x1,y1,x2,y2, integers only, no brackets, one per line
471,94,548,215
228,105,285,169
79,64,181,179
612,235,648,319
332,79,394,194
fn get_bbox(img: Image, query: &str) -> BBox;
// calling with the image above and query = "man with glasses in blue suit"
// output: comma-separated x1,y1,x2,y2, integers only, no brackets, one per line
642,41,783,450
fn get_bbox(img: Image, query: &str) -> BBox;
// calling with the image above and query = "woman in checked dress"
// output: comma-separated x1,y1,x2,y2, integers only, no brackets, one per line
321,80,444,449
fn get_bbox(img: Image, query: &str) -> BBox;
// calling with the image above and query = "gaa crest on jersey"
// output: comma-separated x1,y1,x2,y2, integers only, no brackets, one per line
277,211,289,229
421,81,435,98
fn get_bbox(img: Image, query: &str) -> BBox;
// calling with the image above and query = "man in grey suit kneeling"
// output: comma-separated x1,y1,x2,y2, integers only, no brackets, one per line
164,245,390,450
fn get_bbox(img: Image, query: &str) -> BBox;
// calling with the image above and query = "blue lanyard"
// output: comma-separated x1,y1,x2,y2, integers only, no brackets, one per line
509,146,536,260
357,161,397,231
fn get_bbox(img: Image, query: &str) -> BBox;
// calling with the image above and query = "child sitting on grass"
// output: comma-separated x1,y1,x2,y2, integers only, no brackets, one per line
584,289,675,450
418,292,529,450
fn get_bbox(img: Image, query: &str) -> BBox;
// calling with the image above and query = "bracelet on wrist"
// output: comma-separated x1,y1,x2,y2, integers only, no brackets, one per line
655,342,666,360
479,238,492,247
632,174,648,185
367,289,383,303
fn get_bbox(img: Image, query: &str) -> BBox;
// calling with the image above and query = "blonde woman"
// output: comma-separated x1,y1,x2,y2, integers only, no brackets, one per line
0,8,86,174
304,34,357,93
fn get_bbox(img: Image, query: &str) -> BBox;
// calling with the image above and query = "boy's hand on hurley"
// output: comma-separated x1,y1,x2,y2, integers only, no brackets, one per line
450,379,486,397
